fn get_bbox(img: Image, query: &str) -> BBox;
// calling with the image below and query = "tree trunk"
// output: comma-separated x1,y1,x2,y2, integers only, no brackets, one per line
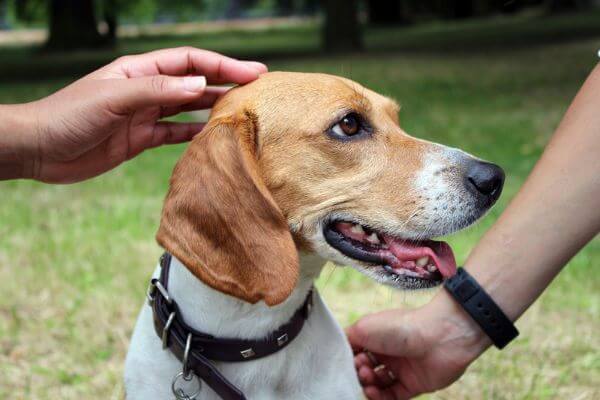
367,0,409,25
322,0,362,52
441,0,474,19
277,0,294,16
302,0,319,15
0,0,8,30
46,0,105,50
104,0,118,45
225,0,243,19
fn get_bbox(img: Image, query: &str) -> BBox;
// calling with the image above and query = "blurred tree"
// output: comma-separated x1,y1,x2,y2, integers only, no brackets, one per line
0,0,7,29
46,0,106,50
275,0,319,17
0,0,6,26
500,0,524,14
322,0,362,52
225,0,257,19
225,0,243,18
301,0,318,15
415,0,518,20
13,0,205,50
547,0,592,13
104,0,117,44
439,0,475,19
14,0,109,49
276,0,294,16
367,0,409,25
14,0,46,24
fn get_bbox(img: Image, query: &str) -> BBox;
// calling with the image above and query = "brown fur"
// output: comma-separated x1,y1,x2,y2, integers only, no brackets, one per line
157,72,434,305
156,113,299,306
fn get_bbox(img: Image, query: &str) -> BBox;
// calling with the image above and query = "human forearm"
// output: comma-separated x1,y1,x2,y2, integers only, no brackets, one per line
462,63,600,320
429,63,600,350
0,48,266,184
0,103,37,180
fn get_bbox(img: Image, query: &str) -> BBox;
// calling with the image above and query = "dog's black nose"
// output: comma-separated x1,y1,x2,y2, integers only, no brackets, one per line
465,161,505,204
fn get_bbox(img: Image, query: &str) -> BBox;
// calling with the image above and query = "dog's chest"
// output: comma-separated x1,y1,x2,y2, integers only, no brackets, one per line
124,262,362,400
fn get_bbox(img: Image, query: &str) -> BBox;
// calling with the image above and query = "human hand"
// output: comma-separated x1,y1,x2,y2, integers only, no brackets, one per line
5,47,266,183
346,294,490,400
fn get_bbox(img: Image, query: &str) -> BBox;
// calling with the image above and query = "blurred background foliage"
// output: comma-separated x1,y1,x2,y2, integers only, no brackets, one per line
0,0,597,50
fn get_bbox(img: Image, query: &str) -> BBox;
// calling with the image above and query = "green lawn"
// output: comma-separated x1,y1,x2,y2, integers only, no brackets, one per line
1,13,599,400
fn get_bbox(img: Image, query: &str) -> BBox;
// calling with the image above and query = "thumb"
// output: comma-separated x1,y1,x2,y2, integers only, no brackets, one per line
346,309,428,358
106,75,207,112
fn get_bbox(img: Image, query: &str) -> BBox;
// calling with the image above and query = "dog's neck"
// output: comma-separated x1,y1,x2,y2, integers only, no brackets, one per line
167,252,325,339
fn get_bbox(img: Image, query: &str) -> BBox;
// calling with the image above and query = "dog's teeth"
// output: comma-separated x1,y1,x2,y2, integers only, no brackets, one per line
350,224,365,235
416,256,429,267
427,264,437,272
397,269,420,277
381,243,390,249
366,233,380,244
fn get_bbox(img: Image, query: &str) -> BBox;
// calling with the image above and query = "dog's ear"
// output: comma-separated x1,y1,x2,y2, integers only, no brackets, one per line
156,112,299,306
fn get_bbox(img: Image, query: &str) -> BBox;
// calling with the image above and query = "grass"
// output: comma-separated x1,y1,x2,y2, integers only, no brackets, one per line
1,12,599,400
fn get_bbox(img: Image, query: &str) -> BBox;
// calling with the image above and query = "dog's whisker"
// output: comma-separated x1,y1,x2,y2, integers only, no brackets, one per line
321,262,338,290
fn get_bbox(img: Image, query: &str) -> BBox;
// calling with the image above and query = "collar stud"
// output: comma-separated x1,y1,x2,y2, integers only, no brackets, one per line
240,348,255,359
277,333,289,346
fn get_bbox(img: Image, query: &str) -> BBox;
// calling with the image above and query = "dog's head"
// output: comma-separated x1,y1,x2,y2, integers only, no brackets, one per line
157,72,504,305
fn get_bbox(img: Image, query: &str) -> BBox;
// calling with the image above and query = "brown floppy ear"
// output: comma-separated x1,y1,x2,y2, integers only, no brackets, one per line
156,112,299,306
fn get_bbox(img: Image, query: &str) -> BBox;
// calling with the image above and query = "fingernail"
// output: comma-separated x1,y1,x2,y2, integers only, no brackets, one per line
183,76,206,92
248,61,268,73
241,63,259,75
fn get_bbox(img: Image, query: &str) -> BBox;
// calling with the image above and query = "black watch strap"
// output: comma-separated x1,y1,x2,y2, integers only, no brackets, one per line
444,268,519,349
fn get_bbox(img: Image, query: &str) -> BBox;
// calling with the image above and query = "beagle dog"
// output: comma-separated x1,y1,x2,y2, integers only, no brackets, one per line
124,72,504,399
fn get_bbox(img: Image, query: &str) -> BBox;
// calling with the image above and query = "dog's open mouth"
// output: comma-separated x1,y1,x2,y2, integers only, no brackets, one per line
323,221,457,288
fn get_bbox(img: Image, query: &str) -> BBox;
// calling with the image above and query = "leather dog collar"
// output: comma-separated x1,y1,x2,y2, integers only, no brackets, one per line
148,252,314,400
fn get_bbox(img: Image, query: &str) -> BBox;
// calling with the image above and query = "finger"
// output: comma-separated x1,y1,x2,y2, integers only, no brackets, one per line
389,383,415,400
159,86,231,118
371,356,420,400
107,75,207,113
358,366,379,386
373,365,397,387
111,47,266,84
346,310,428,358
364,365,415,400
242,60,268,74
364,386,394,400
354,352,375,369
127,122,205,160
347,327,363,354
150,122,205,147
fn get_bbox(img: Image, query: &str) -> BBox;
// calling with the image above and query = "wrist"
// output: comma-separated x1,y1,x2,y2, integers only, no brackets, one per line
0,102,41,180
425,287,492,361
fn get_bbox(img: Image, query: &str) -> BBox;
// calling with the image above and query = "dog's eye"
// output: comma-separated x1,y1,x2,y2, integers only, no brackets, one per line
331,113,361,137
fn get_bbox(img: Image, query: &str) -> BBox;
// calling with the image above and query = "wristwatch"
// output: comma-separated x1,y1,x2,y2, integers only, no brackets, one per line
444,268,519,349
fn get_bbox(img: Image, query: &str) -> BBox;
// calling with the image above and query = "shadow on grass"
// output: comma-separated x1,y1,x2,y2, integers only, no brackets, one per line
1,11,600,83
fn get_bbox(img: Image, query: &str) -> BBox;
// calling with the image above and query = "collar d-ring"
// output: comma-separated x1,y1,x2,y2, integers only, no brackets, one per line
171,370,201,400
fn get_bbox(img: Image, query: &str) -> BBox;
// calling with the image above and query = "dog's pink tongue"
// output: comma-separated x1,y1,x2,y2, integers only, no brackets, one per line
382,235,457,278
